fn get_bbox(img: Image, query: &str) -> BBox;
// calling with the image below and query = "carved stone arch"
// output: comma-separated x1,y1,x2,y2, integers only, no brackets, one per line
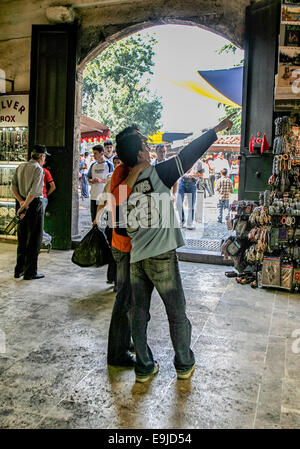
78,17,243,71
74,16,243,238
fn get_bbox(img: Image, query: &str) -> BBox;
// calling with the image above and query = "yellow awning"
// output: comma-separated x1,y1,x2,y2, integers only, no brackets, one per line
167,76,241,108
148,131,164,144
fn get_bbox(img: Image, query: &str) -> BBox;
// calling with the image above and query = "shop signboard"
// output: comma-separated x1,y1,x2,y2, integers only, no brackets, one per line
275,1,300,110
0,94,29,127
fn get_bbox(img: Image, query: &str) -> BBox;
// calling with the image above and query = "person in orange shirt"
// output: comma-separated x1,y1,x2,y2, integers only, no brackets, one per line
106,125,150,367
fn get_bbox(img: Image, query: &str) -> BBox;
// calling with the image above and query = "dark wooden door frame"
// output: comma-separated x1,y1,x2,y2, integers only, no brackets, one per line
29,24,78,249
239,0,281,201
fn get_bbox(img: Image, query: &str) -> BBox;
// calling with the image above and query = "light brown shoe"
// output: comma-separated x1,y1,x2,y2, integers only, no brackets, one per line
176,365,195,380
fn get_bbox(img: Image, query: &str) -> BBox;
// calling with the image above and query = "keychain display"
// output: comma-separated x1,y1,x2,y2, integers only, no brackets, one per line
222,116,300,292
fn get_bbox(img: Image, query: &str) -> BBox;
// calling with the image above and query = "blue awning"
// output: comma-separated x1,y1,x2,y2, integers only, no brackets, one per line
148,131,193,144
198,66,243,107
167,66,243,108
162,132,193,143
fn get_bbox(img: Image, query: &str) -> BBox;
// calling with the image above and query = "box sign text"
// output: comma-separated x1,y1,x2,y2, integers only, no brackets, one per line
0,95,29,127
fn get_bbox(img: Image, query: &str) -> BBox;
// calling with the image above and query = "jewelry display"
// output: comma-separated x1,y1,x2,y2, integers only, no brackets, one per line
0,127,28,237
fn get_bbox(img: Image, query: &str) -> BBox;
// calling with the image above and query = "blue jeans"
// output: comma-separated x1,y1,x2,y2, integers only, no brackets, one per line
81,173,89,198
41,197,52,243
176,181,196,226
130,250,195,375
217,199,230,222
107,248,133,364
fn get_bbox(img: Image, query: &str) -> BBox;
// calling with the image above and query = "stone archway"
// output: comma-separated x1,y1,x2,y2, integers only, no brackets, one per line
73,16,244,237
0,0,251,94
1,0,254,246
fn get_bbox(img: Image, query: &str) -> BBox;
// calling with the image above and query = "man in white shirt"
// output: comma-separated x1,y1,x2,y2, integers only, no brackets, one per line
88,144,113,222
213,153,230,179
152,144,167,165
11,144,49,280
104,140,114,161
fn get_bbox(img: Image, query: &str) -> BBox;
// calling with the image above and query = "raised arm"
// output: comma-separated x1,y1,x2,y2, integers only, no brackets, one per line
155,114,234,189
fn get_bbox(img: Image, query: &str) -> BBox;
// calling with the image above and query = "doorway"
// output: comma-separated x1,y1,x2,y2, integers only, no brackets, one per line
28,1,280,250
76,24,243,258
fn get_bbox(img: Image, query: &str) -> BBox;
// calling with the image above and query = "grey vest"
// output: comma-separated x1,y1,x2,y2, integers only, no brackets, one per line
125,166,184,263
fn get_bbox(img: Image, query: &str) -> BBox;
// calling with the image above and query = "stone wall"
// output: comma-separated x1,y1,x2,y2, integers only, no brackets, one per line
0,0,254,240
0,0,254,92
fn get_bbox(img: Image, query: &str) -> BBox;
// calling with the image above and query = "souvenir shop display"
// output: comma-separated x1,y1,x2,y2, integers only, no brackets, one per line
275,1,300,111
0,127,28,162
0,127,28,238
222,116,300,292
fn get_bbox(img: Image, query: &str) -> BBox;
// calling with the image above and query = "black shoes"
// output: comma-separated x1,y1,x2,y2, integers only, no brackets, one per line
23,273,45,280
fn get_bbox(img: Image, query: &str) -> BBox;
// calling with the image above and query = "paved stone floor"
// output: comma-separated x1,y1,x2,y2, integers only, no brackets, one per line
0,242,300,429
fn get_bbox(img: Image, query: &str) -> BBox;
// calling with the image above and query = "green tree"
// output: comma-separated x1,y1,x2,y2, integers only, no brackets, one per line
217,104,242,135
217,43,244,135
82,33,163,138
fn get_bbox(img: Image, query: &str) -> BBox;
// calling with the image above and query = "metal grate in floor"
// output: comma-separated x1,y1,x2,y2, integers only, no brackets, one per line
184,238,221,251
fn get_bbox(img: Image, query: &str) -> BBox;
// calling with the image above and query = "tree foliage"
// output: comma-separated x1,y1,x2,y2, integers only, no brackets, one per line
217,104,242,135
82,34,163,138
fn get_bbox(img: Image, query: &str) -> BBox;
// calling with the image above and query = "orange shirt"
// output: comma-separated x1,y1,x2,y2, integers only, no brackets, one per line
110,163,132,252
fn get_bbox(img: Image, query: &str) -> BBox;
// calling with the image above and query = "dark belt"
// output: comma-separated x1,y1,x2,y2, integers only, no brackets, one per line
182,178,197,183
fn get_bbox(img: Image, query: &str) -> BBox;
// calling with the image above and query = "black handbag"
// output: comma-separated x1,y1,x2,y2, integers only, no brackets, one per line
72,226,113,267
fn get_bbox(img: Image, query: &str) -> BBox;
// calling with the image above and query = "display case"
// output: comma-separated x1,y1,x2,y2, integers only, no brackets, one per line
0,93,29,239
0,127,29,239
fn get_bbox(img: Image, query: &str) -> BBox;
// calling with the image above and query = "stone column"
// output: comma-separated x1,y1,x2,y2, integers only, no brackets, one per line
71,69,83,238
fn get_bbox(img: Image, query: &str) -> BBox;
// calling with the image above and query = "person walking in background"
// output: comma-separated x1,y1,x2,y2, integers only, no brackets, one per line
215,168,233,223
206,156,215,195
104,139,115,162
152,143,167,165
11,144,50,280
176,159,204,230
88,144,113,222
93,154,122,290
152,144,178,202
41,160,56,249
79,151,90,199
213,152,230,180
200,158,212,198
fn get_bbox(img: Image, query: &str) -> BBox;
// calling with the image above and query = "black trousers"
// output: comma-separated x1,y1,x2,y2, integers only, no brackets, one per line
90,200,97,222
15,198,43,278
107,248,132,364
104,224,117,284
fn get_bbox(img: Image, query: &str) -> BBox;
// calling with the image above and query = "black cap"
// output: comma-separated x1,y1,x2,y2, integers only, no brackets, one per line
33,144,51,156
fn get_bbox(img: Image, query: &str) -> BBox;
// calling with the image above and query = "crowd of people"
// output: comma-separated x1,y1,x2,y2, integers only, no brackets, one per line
11,114,234,383
79,139,236,233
